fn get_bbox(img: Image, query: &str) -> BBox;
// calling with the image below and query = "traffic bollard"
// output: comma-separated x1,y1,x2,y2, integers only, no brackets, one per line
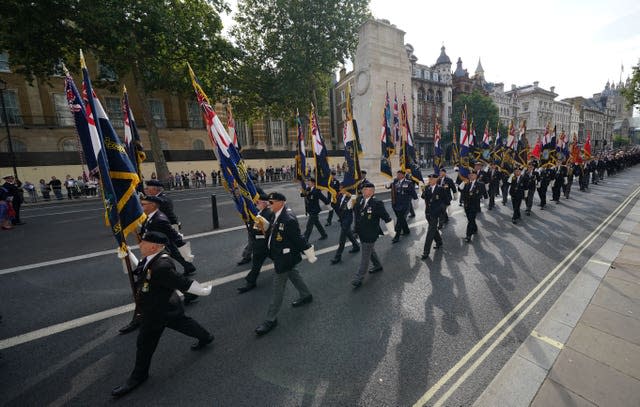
211,194,219,229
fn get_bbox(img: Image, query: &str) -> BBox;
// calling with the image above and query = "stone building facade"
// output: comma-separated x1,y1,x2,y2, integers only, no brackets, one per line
506,82,558,144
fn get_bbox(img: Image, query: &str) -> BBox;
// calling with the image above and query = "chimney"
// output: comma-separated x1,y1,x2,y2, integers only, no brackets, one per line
533,81,539,87
550,86,555,93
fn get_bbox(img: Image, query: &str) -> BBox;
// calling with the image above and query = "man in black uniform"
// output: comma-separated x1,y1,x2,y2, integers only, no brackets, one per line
537,167,552,210
551,164,566,203
111,231,213,398
421,174,446,259
1,175,24,225
351,182,393,288
437,168,456,228
509,167,527,224
387,170,418,243
325,171,341,226
486,162,502,210
500,161,513,205
524,162,538,215
144,180,195,275
459,171,488,243
330,186,360,264
301,177,330,241
237,192,274,293
255,192,316,336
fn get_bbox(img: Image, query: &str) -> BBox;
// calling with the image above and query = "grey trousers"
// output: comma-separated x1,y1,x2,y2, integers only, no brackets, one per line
266,268,311,322
354,242,381,282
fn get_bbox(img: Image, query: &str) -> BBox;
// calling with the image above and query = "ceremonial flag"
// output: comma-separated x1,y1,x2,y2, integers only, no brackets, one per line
400,95,423,183
393,93,400,147
226,101,241,151
477,121,492,163
531,135,542,159
570,133,582,164
188,64,258,222
434,120,443,174
506,120,516,151
583,130,592,160
516,120,529,165
459,108,471,178
541,122,551,146
122,86,145,193
482,122,490,147
310,104,337,202
380,91,393,177
295,109,308,188
341,84,362,192
80,52,145,248
557,130,569,162
451,126,460,166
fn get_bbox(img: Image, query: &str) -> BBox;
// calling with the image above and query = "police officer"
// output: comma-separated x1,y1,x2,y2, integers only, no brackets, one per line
111,231,213,398
330,186,360,265
255,192,317,336
237,192,274,293
351,181,394,288
301,177,330,241
421,174,446,259
509,167,527,224
459,171,487,243
387,170,418,243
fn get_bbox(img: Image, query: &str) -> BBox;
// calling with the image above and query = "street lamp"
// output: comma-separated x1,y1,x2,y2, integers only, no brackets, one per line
0,78,18,179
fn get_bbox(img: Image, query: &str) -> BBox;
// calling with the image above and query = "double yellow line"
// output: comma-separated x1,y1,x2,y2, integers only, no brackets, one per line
414,184,640,407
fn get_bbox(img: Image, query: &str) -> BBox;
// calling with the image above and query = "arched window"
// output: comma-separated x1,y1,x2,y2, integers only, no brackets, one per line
1,138,27,152
59,138,78,151
193,139,205,150
417,88,425,101
427,89,434,102
435,90,442,103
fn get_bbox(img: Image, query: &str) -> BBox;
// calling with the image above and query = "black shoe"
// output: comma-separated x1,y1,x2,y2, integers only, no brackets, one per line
319,235,328,240
191,334,214,350
112,377,147,398
369,266,383,274
255,319,278,336
391,235,400,243
438,224,444,230
118,319,141,335
183,293,199,305
291,295,313,307
464,237,471,243
526,211,531,216
237,284,257,294
351,279,362,288
348,246,360,253
408,214,416,218
512,219,517,224
434,244,442,250
183,264,196,276
330,257,342,265
421,253,429,260
325,222,331,226
237,258,251,266
401,230,410,236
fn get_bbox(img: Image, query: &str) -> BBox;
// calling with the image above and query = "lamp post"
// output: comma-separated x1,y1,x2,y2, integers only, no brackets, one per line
0,78,18,179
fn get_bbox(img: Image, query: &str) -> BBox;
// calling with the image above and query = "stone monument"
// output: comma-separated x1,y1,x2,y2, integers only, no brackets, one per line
352,19,412,184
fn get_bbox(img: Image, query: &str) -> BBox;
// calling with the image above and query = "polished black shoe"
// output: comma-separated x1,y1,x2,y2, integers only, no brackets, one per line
183,264,196,276
330,257,342,265
183,293,199,305
348,246,360,253
512,219,517,224
369,266,383,274
111,377,147,398
421,253,429,260
391,235,400,244
255,319,278,336
118,319,141,335
191,334,214,350
237,258,251,266
351,279,362,288
291,295,313,307
526,211,531,216
319,235,328,240
237,284,257,294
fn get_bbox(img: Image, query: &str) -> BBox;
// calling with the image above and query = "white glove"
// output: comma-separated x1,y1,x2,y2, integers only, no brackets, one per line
177,241,194,262
303,246,318,263
186,281,212,296
171,224,180,232
254,215,270,231
385,220,395,235
508,174,514,183
347,197,356,210
118,248,139,274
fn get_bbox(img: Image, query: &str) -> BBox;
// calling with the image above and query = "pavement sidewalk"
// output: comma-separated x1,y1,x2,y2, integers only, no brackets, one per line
474,197,640,407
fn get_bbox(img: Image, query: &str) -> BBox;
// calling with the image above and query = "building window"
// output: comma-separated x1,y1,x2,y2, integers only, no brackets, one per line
340,90,345,102
52,93,75,127
98,62,117,82
427,89,434,102
0,52,10,72
0,90,22,125
435,90,442,103
104,97,123,128
148,99,166,128
59,137,78,151
448,91,452,102
433,72,439,82
193,139,205,150
417,88,424,101
236,119,250,147
267,118,285,146
1,138,26,152
187,100,203,128
341,107,347,120
522,102,529,111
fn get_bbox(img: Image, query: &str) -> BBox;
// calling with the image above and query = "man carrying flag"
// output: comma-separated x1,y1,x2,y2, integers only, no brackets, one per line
380,91,394,178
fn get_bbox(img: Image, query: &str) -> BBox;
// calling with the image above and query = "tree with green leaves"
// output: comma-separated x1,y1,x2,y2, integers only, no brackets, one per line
621,60,640,110
451,90,503,139
230,0,370,119
0,0,236,182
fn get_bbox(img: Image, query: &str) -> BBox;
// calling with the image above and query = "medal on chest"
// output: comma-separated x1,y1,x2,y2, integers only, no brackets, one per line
142,268,152,293
275,232,283,242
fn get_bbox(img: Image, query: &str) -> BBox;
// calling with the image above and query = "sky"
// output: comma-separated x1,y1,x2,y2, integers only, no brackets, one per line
221,0,639,102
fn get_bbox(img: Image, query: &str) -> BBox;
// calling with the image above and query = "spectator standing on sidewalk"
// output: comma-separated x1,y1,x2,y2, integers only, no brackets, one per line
39,179,51,201
23,181,37,203
49,176,63,200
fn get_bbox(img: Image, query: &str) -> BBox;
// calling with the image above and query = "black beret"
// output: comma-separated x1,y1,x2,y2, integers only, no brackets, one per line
361,170,367,174
145,180,163,187
140,195,163,205
397,170,404,174
360,181,374,188
257,192,270,201
439,168,447,172
141,231,168,244
428,173,439,179
267,192,287,202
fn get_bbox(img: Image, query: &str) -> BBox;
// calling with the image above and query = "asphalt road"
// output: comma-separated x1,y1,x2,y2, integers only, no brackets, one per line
1,170,638,406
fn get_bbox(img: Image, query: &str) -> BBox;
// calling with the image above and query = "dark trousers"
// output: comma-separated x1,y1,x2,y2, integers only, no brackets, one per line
335,223,359,258
393,208,410,235
245,241,268,285
465,208,478,237
501,182,510,204
537,186,548,207
409,204,415,217
130,314,210,381
326,209,335,224
11,200,22,223
512,196,522,220
488,185,498,208
304,213,327,240
439,204,450,227
241,232,253,261
551,183,562,201
525,189,535,211
563,180,572,198
423,215,442,255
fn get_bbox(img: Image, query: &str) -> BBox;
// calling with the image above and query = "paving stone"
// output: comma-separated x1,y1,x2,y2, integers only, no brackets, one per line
548,348,640,407
591,279,640,321
546,292,593,328
581,303,640,347
608,263,640,285
531,379,596,407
